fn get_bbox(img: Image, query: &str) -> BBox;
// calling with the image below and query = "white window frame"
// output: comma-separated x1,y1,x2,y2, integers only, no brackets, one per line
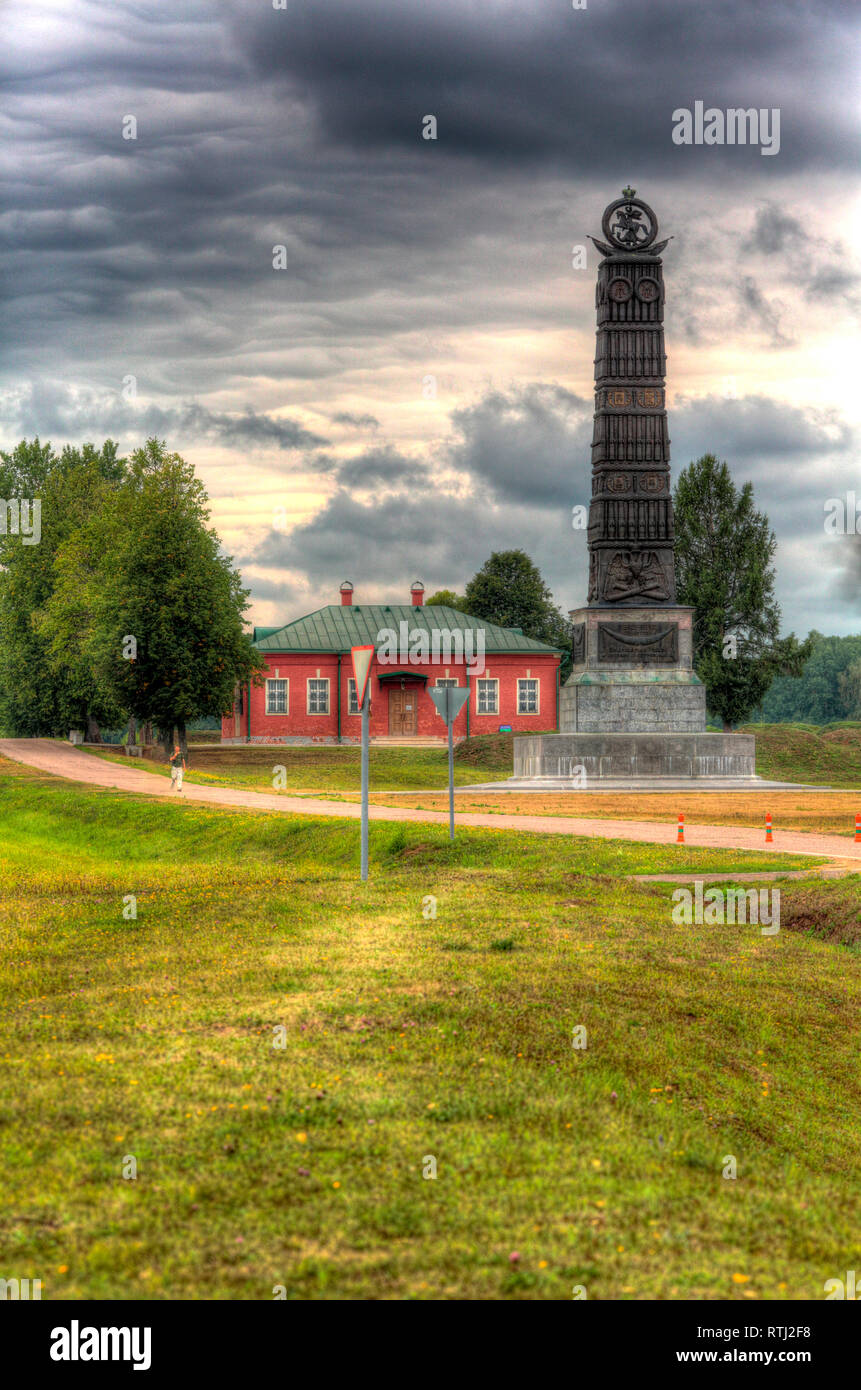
307,677,330,715
476,678,499,715
265,678,289,715
434,678,459,688
347,677,360,716
517,678,540,715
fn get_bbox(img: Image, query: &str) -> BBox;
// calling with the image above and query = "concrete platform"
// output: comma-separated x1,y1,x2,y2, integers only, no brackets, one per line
461,777,825,792
513,730,757,784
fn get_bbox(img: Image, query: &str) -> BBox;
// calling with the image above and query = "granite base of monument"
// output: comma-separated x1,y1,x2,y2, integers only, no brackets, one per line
510,730,757,787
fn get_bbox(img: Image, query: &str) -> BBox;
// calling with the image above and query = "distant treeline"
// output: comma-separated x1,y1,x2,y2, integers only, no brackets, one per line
754,632,861,724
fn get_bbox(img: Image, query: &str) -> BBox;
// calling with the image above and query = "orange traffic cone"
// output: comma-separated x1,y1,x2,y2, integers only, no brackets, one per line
765,813,773,843
855,814,860,844
677,813,685,844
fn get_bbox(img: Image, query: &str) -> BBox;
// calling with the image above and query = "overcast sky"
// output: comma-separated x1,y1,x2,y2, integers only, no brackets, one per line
2,0,860,635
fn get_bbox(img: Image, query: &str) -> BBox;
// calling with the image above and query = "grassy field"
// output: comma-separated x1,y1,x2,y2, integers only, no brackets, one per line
0,756,857,1301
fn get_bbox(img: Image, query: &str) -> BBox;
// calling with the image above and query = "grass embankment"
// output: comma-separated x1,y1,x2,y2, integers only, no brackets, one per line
0,758,856,1300
738,722,861,785
87,741,517,793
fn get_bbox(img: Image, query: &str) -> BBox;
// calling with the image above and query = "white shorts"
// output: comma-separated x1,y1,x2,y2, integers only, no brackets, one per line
171,766,183,788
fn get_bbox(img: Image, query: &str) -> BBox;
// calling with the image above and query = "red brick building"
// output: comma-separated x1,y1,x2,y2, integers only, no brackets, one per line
222,581,562,744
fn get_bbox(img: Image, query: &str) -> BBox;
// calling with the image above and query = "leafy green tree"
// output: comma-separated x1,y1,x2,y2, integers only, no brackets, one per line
41,439,264,758
464,549,572,679
425,588,466,609
0,439,126,737
674,454,812,729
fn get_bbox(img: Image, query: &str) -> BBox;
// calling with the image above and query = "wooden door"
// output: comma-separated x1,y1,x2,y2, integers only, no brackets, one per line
388,688,418,735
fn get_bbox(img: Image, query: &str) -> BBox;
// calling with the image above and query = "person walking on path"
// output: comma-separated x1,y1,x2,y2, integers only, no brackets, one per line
169,743,186,793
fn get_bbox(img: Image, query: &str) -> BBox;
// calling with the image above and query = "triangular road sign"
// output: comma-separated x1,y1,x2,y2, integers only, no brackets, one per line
350,645,375,708
429,684,470,724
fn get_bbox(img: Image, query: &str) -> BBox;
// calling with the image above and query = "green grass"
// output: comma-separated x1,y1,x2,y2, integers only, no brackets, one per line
86,741,517,792
739,723,861,785
0,761,856,1301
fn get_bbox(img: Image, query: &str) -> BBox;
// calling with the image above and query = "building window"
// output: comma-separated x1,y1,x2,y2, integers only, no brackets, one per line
476,678,498,714
265,678,288,715
435,678,458,688
348,678,359,715
308,678,330,714
517,678,539,714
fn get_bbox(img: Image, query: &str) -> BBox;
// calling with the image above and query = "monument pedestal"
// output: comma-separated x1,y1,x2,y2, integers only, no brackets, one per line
512,605,757,786
560,603,706,733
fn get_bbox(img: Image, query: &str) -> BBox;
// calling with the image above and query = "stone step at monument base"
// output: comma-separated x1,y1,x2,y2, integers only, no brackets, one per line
512,731,756,785
469,776,811,792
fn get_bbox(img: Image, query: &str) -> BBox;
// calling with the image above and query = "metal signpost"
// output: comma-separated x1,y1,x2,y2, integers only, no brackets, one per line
429,685,470,839
351,645,375,881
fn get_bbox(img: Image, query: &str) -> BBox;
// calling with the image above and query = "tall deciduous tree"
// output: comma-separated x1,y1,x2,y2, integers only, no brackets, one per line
41,439,264,757
674,454,811,729
0,439,126,737
464,549,571,678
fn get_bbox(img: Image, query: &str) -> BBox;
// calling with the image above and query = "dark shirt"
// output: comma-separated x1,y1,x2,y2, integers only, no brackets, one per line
169,751,184,768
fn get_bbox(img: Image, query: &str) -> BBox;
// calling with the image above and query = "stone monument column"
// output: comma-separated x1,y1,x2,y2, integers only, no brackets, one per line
560,187,707,735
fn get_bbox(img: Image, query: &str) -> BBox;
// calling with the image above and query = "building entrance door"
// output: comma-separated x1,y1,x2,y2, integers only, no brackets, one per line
388,687,418,735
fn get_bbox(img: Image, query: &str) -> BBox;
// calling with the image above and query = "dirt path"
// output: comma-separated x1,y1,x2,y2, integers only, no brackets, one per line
2,738,859,868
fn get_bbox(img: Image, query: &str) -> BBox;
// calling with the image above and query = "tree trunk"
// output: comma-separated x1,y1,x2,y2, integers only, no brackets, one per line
159,726,174,762
86,713,102,743
142,721,154,746
722,719,732,732
177,720,188,761
126,716,137,746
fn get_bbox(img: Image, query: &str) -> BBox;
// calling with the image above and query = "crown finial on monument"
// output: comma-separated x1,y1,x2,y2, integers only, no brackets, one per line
622,185,636,200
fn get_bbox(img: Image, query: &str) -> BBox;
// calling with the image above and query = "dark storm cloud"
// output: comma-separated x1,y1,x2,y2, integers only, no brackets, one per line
237,0,858,176
447,384,590,508
671,394,852,467
251,484,582,614
3,0,857,384
311,444,431,490
740,202,860,310
0,383,326,452
742,205,804,255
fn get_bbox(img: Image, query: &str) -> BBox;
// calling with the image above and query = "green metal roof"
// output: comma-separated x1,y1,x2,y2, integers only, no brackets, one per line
252,604,561,655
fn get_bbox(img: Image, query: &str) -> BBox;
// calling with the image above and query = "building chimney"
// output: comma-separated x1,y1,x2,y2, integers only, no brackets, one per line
340,581,354,606
410,581,425,607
